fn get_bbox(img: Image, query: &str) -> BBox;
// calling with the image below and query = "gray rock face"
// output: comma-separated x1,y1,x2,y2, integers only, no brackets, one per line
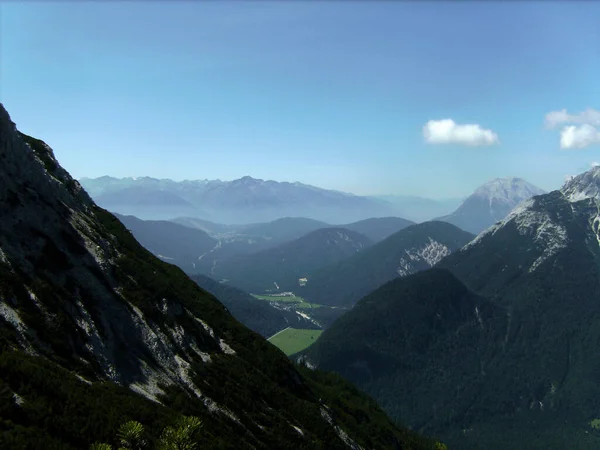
0,105,230,402
436,177,546,234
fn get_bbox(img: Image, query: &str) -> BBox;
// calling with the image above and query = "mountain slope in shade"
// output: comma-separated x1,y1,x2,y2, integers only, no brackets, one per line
436,177,545,234
301,221,474,311
115,213,217,270
80,176,401,224
302,269,504,422
0,104,441,449
339,217,415,243
214,228,373,294
126,215,412,281
303,169,600,450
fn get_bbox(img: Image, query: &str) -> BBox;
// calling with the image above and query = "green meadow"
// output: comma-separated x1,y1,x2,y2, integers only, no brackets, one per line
268,328,323,356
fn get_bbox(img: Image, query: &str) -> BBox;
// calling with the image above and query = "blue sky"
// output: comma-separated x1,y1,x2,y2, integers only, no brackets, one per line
1,2,599,198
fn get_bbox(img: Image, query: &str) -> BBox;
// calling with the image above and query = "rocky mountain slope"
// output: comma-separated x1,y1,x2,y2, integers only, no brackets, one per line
300,222,474,311
80,175,401,224
302,168,600,449
0,103,440,449
436,177,545,234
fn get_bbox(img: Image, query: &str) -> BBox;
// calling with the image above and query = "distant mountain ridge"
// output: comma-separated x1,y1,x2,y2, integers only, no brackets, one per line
436,177,545,234
79,175,401,224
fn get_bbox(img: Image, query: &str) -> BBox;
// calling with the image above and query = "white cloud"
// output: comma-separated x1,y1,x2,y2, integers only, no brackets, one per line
545,108,600,129
545,108,600,149
559,124,600,149
423,119,499,147
592,161,600,168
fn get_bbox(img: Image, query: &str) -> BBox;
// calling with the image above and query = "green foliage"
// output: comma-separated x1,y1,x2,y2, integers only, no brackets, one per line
90,443,114,450
117,421,148,449
92,417,202,450
157,416,203,450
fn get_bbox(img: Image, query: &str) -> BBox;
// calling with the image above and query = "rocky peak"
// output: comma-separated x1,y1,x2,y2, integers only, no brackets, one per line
561,166,600,202
472,177,545,205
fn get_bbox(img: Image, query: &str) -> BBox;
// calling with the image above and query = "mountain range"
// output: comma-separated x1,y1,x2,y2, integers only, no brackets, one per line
436,177,546,234
79,175,402,224
0,104,443,449
302,167,600,449
119,214,414,278
81,175,548,237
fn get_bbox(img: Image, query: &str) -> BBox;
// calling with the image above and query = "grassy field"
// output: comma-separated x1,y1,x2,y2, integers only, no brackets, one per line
252,293,322,308
267,328,323,356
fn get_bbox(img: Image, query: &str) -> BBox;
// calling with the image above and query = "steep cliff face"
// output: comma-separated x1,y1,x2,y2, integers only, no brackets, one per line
0,104,438,450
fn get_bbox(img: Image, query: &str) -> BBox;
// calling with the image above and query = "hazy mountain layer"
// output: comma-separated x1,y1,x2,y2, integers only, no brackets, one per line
80,175,401,224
